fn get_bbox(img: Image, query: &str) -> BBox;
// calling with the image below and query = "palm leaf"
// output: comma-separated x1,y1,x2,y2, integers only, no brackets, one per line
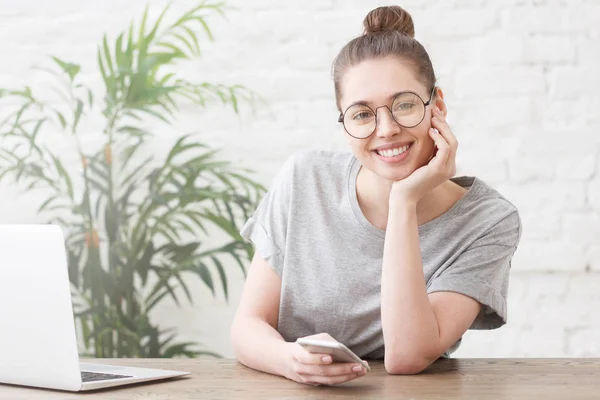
195,262,215,295
73,100,84,133
50,153,74,199
210,255,228,301
102,34,115,77
52,57,81,81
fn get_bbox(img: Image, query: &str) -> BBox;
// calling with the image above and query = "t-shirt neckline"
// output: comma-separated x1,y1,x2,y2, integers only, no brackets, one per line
346,156,481,238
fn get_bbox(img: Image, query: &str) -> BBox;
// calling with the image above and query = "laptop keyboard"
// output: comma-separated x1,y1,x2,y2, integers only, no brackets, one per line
81,371,133,382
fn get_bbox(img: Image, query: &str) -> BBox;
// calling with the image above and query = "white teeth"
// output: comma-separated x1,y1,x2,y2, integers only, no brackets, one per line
377,145,410,158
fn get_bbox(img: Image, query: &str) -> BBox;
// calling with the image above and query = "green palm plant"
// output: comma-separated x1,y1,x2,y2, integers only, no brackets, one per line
0,2,264,358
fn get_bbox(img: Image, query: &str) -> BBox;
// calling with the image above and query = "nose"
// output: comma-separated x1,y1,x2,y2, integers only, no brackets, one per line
374,106,401,139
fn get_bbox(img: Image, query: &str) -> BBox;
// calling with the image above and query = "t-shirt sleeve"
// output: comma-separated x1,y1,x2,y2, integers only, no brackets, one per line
239,156,296,277
426,209,522,330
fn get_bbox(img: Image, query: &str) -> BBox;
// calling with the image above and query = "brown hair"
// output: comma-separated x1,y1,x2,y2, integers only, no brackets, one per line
332,5,437,110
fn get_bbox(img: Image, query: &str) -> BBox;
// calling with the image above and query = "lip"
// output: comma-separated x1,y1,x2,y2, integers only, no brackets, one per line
373,143,413,164
372,142,413,152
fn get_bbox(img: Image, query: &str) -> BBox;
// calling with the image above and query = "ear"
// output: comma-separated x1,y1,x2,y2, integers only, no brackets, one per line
433,87,447,117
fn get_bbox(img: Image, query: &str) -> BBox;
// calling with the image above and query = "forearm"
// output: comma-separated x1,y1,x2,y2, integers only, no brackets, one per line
381,201,441,372
230,315,291,377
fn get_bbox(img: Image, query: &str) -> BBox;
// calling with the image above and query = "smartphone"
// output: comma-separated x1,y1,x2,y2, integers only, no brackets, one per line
296,338,370,371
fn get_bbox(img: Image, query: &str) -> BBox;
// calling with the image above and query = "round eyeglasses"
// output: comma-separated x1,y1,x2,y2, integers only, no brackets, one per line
338,87,436,139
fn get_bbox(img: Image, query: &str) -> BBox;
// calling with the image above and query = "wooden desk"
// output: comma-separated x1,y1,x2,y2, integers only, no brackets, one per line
1,358,599,399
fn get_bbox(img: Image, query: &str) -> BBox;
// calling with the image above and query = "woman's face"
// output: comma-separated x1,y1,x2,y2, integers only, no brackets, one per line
339,56,444,182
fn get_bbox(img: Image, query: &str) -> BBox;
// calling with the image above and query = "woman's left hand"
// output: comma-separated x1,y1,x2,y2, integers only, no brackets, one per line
390,106,458,204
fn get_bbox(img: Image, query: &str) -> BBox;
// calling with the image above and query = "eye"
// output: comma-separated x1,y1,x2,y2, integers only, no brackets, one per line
353,111,374,121
395,102,416,111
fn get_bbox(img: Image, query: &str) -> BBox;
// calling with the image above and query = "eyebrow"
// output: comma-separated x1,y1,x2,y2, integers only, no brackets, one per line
345,91,419,109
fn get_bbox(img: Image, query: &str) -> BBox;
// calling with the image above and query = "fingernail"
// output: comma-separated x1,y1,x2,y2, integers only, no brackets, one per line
435,106,441,114
352,365,363,372
322,356,332,363
430,128,438,134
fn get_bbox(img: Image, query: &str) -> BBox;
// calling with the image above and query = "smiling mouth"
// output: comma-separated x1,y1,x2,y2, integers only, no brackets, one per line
374,143,412,158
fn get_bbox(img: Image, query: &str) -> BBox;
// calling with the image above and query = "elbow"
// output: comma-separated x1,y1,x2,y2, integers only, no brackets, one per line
384,339,442,374
384,354,432,375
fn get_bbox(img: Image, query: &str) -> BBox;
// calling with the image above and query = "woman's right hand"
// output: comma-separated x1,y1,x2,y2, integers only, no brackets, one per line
282,333,369,386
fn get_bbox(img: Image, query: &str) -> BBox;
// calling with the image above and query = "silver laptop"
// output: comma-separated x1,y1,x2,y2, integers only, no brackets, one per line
0,224,190,391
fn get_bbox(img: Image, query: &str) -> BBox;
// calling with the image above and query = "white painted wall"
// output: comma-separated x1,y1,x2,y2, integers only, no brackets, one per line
1,0,599,358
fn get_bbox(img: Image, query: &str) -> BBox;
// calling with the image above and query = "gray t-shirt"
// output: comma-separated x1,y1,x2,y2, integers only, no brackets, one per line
240,150,522,359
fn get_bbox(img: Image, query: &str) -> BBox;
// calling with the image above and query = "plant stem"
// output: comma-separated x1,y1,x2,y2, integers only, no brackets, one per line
71,105,105,357
105,110,119,357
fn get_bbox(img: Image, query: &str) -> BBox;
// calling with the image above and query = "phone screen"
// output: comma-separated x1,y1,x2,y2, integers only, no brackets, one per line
296,338,370,371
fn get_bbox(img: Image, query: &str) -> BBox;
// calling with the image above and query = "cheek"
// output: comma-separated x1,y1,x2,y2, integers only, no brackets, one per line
408,125,433,146
412,111,434,136
407,126,436,164
345,135,370,153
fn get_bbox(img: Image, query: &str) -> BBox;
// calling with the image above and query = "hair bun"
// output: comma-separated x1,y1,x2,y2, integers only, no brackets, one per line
363,5,415,38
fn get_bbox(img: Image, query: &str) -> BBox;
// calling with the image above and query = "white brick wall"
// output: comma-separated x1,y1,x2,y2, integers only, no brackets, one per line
1,0,599,358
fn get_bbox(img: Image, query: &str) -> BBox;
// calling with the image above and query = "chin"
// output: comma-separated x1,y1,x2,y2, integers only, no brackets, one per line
363,160,414,182
363,155,415,182
378,168,413,182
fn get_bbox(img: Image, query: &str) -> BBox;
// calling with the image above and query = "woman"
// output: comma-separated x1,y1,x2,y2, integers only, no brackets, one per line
230,5,522,385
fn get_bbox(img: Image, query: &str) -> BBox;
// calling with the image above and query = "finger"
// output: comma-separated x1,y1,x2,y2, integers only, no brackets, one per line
429,128,451,166
431,107,456,141
292,345,333,365
297,362,365,377
429,128,457,177
430,113,458,168
432,109,458,151
431,117,456,149
306,371,365,386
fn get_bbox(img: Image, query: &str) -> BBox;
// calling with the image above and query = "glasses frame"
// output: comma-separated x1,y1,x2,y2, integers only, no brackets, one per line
338,86,437,139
